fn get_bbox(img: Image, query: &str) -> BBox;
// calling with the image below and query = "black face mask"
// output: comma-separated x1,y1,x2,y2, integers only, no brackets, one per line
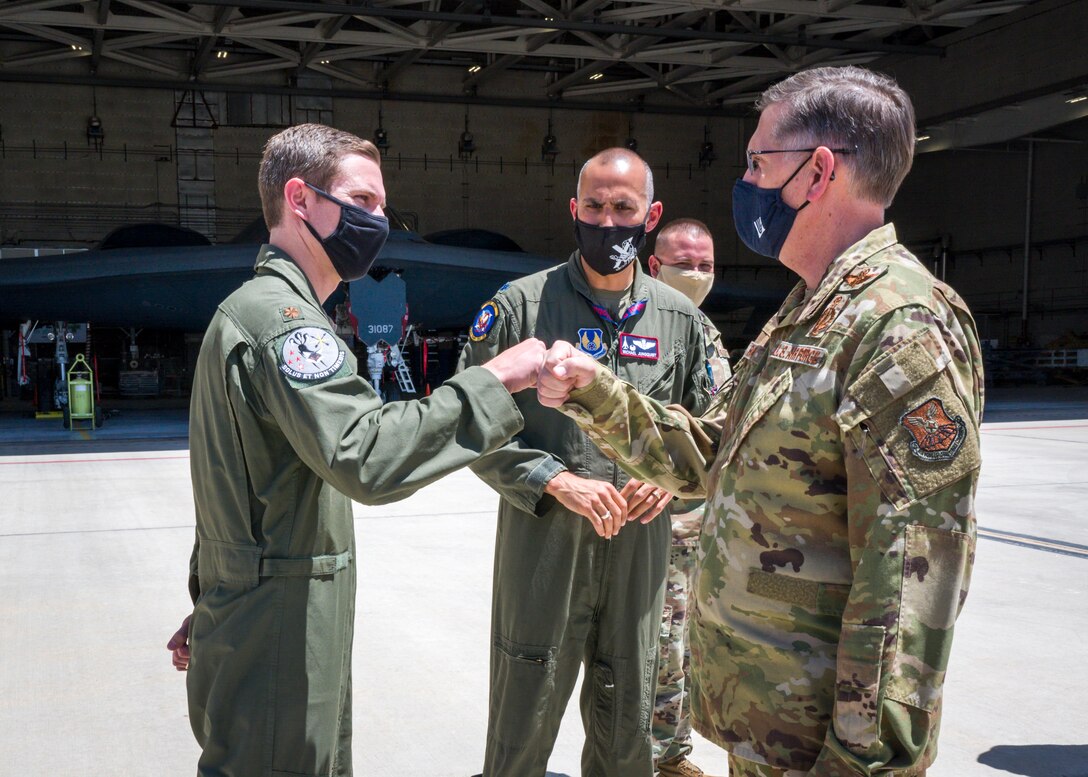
573,218,647,276
303,182,390,282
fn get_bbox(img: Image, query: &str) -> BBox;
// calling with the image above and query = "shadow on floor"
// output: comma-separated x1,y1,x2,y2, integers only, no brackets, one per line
977,744,1088,776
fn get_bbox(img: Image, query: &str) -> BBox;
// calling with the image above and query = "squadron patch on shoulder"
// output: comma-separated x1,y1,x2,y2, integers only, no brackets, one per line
577,328,606,359
469,300,499,342
770,341,827,367
900,397,966,462
280,306,301,322
279,327,345,383
840,265,886,292
807,294,849,339
618,332,659,361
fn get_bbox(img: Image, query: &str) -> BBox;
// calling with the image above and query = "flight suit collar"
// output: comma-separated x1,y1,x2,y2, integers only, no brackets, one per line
778,223,899,330
254,244,324,308
565,249,651,307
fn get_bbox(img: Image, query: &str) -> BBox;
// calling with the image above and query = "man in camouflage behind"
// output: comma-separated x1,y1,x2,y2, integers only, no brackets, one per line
645,219,731,777
538,65,983,777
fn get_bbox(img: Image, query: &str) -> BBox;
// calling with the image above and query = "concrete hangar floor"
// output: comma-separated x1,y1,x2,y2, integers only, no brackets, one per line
1,386,1086,777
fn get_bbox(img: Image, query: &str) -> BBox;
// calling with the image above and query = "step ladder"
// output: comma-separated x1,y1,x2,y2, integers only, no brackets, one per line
391,325,416,394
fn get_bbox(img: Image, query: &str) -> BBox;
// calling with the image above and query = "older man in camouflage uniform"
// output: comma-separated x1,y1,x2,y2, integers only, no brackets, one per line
645,219,730,777
539,66,983,777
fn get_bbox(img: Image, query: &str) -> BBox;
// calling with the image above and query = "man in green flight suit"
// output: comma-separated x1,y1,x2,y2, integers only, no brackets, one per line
166,123,546,777
645,219,730,777
458,148,713,777
538,66,983,777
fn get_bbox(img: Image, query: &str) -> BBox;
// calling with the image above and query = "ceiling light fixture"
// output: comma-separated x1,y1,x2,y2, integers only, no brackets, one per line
468,64,482,73
1066,96,1087,104
589,72,603,81
916,134,931,141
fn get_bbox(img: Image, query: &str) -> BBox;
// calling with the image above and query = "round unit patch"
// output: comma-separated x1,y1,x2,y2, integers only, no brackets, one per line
279,327,346,382
469,300,500,342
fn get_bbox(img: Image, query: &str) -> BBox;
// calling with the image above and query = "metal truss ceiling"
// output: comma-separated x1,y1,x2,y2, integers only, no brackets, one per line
0,0,1031,112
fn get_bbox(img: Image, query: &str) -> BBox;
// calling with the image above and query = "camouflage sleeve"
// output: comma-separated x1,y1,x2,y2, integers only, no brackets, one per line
812,305,983,776
456,299,568,515
560,366,727,499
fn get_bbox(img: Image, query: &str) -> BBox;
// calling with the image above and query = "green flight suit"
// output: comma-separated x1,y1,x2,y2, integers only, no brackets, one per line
186,245,524,777
458,251,712,777
557,225,984,776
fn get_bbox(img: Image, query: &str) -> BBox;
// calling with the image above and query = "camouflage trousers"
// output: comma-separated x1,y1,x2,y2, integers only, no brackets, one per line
727,753,927,777
651,538,698,765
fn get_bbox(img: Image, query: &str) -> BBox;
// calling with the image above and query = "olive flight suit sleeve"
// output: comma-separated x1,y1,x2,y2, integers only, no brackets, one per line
810,305,983,776
558,364,727,500
456,301,567,515
254,327,525,506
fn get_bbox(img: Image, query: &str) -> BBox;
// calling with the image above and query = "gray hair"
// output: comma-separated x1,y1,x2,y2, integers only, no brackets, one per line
576,148,655,210
259,123,381,229
756,66,915,207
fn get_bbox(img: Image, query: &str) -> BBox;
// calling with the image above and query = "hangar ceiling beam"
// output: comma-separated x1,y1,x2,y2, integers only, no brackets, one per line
191,5,236,78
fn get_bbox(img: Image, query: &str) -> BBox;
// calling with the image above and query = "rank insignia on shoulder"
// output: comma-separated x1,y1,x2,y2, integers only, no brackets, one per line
577,328,606,359
807,294,848,338
770,341,827,367
840,265,886,292
900,397,966,462
618,332,659,361
469,300,499,342
281,306,301,321
279,327,345,383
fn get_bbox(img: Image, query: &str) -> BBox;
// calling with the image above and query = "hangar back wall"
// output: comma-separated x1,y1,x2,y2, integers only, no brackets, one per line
0,73,1084,348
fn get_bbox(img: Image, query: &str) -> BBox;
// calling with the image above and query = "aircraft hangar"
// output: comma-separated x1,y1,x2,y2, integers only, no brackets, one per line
0,0,1086,406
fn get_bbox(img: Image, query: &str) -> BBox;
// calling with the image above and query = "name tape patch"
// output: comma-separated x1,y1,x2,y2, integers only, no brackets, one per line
770,341,827,367
618,332,659,361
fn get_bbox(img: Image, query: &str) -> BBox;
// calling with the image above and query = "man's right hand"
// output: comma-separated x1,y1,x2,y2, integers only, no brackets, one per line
544,471,627,539
538,340,600,407
483,337,546,394
167,615,191,671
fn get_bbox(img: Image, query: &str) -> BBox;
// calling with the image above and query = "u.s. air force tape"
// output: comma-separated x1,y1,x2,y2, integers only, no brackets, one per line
279,327,346,383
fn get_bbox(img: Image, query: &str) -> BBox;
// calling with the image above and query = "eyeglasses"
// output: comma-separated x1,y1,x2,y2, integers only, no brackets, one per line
745,146,856,175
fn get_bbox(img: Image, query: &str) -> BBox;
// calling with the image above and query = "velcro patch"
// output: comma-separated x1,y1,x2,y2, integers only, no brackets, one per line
900,397,967,462
840,265,886,292
578,328,606,359
807,294,848,339
618,332,659,361
770,341,827,367
279,327,345,383
469,300,499,342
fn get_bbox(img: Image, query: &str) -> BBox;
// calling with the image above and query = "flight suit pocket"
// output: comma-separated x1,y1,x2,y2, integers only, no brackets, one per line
489,636,557,746
886,524,971,712
590,661,620,749
833,623,886,757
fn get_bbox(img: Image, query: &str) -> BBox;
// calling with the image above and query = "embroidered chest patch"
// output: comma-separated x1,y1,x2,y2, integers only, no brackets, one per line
618,332,659,361
578,328,606,359
900,397,966,462
770,341,827,367
807,294,849,338
839,265,886,292
469,300,499,342
279,327,346,382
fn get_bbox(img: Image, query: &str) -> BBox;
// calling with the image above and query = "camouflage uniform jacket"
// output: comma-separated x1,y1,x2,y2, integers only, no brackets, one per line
701,309,732,396
460,250,712,512
672,310,731,545
559,225,984,776
186,245,524,777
